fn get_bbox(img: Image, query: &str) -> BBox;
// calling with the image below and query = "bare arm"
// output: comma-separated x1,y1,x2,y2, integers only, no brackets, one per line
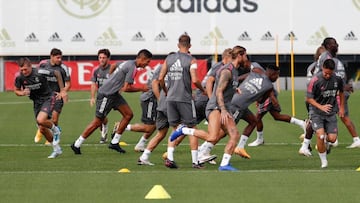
205,76,215,98
121,82,148,93
190,60,205,94
152,79,161,101
158,61,168,95
90,82,97,106
109,63,118,75
54,70,68,102
216,69,232,124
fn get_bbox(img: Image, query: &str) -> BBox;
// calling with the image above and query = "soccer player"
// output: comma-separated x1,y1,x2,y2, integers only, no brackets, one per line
158,34,206,169
34,48,71,144
247,88,306,147
90,48,112,143
306,59,344,168
14,57,67,158
123,64,161,152
70,49,152,155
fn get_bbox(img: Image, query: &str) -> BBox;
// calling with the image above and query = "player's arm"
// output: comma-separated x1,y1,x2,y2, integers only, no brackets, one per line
109,63,118,75
205,75,215,98
90,82,97,106
158,60,168,95
216,69,231,124
121,82,148,93
190,60,205,94
14,86,29,97
152,79,161,101
54,70,68,102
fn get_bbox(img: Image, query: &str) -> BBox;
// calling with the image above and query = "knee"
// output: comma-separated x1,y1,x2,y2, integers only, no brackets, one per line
124,112,134,121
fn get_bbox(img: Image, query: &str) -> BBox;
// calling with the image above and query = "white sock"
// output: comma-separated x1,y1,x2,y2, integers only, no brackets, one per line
353,137,360,142
220,153,231,166
256,131,264,140
52,143,61,152
111,133,122,144
101,124,108,136
140,149,151,160
137,135,148,145
237,135,248,148
203,142,214,155
74,136,85,148
182,127,195,135
125,124,131,131
191,150,198,164
301,138,311,150
318,151,327,162
290,117,305,127
167,147,175,161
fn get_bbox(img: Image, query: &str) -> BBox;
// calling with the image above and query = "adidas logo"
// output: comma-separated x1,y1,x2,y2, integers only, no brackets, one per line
25,32,39,42
155,32,168,41
71,32,85,42
95,27,122,46
261,31,274,41
48,32,62,42
0,28,16,47
237,31,251,41
132,32,145,41
284,31,298,40
344,31,358,40
307,26,329,46
201,26,228,46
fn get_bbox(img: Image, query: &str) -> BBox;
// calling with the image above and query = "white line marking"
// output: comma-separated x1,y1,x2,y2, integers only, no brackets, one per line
0,98,89,105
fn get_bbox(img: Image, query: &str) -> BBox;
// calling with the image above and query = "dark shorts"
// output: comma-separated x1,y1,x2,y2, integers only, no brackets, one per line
156,110,169,130
95,93,128,119
195,98,208,124
231,107,253,124
167,100,197,127
53,99,64,113
310,113,338,134
140,97,157,125
257,98,281,114
33,96,55,119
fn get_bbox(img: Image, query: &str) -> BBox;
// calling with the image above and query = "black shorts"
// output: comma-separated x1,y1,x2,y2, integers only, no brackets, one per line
95,93,128,119
33,96,55,119
195,99,208,124
140,97,157,125
53,99,64,113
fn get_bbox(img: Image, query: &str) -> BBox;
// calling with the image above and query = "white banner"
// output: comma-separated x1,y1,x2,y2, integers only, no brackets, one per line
1,0,360,55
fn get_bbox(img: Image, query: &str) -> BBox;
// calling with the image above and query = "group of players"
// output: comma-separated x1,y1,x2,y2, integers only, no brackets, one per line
14,34,359,170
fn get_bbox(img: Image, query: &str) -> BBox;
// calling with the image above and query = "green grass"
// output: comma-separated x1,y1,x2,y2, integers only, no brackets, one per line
1,90,360,203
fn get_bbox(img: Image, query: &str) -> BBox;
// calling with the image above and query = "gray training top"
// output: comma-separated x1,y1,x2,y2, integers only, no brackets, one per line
231,71,274,110
98,60,137,96
165,51,195,103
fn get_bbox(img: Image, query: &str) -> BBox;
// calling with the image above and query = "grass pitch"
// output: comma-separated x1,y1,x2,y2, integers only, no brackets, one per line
1,90,360,203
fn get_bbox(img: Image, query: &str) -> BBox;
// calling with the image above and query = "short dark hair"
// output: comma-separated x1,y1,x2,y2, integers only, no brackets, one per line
50,48,62,56
98,49,111,58
266,64,280,71
17,57,32,67
321,37,335,48
323,59,335,70
178,34,191,48
137,49,152,59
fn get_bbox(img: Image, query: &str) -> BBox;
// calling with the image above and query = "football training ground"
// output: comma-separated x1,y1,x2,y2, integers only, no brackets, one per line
1,91,359,203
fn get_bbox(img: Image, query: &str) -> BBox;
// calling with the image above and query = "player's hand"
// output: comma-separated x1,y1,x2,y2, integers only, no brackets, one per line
57,90,68,103
90,98,95,107
23,88,30,96
220,109,231,125
321,104,332,113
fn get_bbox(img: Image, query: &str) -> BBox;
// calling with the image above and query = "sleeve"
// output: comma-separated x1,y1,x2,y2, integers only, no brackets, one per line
307,76,317,99
60,64,71,81
90,67,98,83
14,76,22,89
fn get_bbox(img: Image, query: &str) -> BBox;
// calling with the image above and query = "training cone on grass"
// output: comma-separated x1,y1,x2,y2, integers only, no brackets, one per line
118,168,130,173
356,167,360,171
119,141,128,146
145,185,171,199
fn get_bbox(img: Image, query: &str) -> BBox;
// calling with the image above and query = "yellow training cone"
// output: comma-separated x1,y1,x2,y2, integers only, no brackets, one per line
145,185,171,199
119,141,128,146
356,167,360,171
118,168,130,173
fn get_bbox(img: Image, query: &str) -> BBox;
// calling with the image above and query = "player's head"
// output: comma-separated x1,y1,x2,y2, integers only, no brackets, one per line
18,57,32,76
136,49,153,68
321,37,338,55
50,48,63,66
322,59,335,80
231,45,247,67
178,34,191,49
265,64,280,82
221,48,232,64
97,49,111,67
